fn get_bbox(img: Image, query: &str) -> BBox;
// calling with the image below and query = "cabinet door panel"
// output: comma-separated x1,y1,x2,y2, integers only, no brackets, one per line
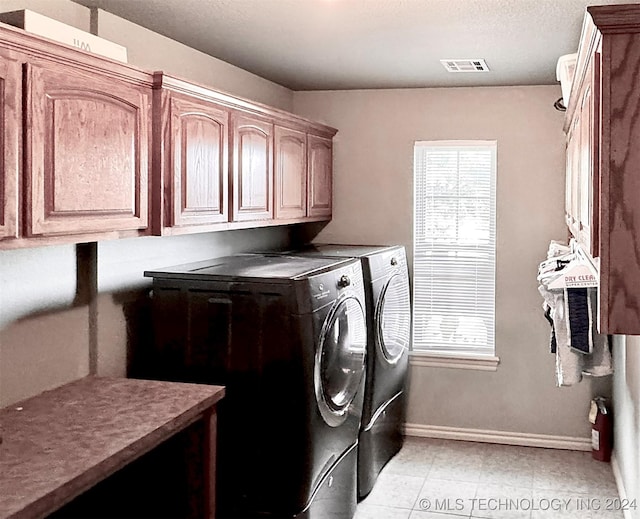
274,126,306,219
589,52,601,257
307,135,332,217
0,56,19,241
232,115,273,222
579,79,593,252
171,97,228,227
565,134,573,228
568,114,581,239
25,63,149,237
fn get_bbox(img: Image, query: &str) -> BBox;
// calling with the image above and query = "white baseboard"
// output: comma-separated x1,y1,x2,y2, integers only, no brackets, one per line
611,451,633,519
405,423,591,451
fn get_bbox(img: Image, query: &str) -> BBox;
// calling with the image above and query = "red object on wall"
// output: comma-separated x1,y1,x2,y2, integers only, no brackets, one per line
590,397,613,462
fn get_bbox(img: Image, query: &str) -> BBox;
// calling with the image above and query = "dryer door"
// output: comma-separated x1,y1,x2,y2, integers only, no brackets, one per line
315,295,367,427
376,273,411,363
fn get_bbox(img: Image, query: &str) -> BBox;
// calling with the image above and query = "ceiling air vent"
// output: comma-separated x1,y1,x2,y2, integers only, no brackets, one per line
440,59,490,72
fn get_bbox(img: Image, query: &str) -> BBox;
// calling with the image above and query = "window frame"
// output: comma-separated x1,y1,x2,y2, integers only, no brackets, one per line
411,140,499,371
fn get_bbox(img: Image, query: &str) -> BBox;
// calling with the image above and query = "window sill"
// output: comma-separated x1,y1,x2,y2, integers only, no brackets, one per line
409,352,500,371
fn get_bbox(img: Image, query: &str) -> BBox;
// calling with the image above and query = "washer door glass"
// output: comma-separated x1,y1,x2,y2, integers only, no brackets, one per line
376,273,411,363
315,296,367,427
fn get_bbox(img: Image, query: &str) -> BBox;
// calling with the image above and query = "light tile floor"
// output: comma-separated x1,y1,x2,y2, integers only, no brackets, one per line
355,437,625,519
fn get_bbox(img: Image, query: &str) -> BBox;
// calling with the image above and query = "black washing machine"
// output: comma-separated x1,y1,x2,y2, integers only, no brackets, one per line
283,245,411,499
143,254,368,519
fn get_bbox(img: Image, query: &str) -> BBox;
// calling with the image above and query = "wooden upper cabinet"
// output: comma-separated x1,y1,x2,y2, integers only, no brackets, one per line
274,126,306,220
155,90,229,233
24,62,150,238
307,134,333,218
564,4,640,333
231,114,273,222
0,23,336,248
577,55,599,257
0,56,19,242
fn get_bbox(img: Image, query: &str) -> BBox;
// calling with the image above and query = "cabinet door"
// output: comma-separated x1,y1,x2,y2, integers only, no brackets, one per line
579,76,593,253
568,112,582,239
307,134,333,218
231,114,273,222
274,126,306,220
168,95,229,228
25,63,150,237
588,52,601,257
565,133,574,229
0,56,19,241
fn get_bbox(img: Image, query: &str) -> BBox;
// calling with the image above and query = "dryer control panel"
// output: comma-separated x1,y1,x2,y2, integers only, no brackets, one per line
306,260,365,312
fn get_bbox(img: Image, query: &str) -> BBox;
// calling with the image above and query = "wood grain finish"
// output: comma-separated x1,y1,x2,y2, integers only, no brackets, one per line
231,114,273,222
0,55,19,241
0,25,336,247
203,410,217,519
307,134,333,217
166,94,228,229
274,125,306,219
0,376,224,519
25,63,150,237
600,32,640,333
566,5,640,333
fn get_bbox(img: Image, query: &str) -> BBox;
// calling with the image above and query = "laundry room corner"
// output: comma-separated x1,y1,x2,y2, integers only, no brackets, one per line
292,85,607,445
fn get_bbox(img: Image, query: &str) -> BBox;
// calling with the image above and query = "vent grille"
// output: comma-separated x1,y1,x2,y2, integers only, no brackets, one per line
440,59,490,72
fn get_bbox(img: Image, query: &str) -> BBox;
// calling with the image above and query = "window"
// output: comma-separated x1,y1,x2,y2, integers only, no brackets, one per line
413,141,496,360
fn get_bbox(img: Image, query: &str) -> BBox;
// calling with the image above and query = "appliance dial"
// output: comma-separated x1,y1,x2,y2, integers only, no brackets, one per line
337,275,351,288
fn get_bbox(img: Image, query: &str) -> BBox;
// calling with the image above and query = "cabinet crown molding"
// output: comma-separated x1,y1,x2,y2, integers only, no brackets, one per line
0,21,152,87
154,72,337,139
588,5,640,33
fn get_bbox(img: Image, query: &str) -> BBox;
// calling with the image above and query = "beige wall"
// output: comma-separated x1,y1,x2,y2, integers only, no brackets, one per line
0,244,89,405
0,1,294,406
0,0,90,30
613,336,640,516
93,9,293,111
293,85,604,439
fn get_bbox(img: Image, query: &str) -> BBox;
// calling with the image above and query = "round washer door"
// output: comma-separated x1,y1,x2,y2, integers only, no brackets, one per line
315,295,367,427
376,273,411,363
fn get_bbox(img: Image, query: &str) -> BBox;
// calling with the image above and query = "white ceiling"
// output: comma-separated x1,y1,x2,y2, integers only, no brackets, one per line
73,0,630,91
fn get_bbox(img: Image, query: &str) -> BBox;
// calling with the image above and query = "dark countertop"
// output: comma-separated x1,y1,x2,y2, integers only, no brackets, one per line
0,376,225,519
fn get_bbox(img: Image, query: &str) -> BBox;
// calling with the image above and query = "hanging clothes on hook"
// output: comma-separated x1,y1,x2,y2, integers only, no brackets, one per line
537,240,612,387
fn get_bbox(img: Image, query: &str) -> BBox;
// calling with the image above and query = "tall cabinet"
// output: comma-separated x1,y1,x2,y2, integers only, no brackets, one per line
564,4,640,333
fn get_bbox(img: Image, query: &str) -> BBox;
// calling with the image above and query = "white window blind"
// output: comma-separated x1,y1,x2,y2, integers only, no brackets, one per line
413,141,496,356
